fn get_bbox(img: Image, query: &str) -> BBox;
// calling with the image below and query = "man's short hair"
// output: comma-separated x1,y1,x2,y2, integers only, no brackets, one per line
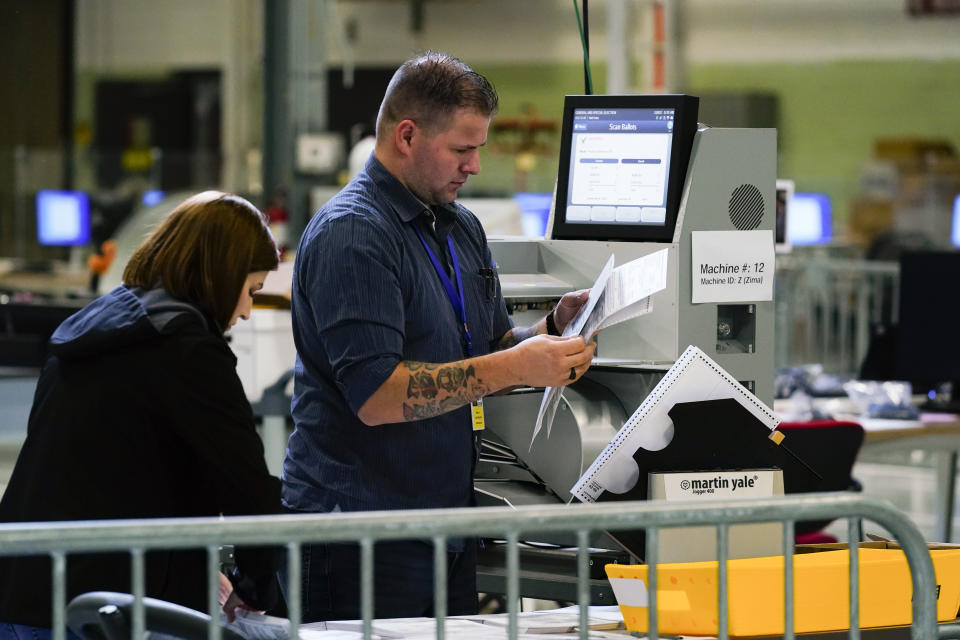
376,51,499,140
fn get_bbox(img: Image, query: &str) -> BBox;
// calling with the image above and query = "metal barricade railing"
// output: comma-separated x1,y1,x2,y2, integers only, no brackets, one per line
0,492,950,640
775,256,899,373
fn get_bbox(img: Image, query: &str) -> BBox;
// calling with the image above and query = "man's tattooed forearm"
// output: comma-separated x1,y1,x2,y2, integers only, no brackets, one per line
406,370,438,399
401,362,489,421
436,365,466,392
440,396,467,412
404,363,477,398
403,361,442,373
497,332,519,349
496,325,539,351
403,402,443,421
402,393,478,421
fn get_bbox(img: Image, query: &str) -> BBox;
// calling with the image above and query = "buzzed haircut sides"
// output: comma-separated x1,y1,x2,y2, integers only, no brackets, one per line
376,51,499,141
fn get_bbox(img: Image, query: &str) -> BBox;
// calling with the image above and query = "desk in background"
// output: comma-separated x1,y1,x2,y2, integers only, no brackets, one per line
859,414,960,544
775,398,960,543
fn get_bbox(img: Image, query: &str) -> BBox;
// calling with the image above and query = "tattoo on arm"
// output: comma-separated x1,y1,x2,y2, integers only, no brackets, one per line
495,325,540,351
400,362,487,422
436,365,466,392
406,370,438,399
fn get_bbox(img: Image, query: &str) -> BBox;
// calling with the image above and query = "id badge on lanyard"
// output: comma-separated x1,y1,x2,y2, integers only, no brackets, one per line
413,222,485,430
472,398,485,431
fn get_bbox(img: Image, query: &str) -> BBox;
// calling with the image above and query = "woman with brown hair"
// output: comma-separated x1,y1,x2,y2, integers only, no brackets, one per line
0,191,284,638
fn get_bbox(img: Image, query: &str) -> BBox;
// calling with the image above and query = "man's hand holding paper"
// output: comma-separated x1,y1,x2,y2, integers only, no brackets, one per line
553,288,591,335
531,249,671,448
509,333,596,388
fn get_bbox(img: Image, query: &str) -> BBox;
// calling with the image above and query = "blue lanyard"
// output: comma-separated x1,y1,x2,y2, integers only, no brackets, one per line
412,221,473,357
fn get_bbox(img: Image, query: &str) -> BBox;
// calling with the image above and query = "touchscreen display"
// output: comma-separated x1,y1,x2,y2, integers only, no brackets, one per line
565,107,675,227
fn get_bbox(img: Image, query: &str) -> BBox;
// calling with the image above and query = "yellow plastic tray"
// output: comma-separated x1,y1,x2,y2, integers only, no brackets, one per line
606,547,960,636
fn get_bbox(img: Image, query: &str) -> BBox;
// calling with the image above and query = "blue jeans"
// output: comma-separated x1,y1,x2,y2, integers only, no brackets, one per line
281,538,478,623
0,623,81,640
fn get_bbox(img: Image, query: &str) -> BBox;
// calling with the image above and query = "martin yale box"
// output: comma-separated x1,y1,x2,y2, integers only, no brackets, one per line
606,542,960,636
648,469,784,563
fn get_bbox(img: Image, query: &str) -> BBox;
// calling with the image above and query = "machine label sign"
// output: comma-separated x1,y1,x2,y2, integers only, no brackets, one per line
691,230,774,303
663,470,777,501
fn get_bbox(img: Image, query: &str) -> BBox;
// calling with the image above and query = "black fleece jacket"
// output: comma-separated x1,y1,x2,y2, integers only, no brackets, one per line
0,285,282,627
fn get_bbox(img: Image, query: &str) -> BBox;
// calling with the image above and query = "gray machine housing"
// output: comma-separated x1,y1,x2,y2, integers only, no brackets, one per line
477,126,777,508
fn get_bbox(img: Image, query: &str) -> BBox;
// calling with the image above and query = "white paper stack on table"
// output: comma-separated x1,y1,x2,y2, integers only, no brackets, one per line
531,249,670,449
323,617,497,638
225,605,626,638
315,605,625,638
224,610,363,639
460,604,624,634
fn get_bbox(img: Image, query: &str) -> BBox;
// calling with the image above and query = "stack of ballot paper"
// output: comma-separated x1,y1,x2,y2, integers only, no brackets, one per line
532,249,670,449
318,605,624,639
225,603,625,639
324,617,494,638
461,604,624,634
224,610,362,639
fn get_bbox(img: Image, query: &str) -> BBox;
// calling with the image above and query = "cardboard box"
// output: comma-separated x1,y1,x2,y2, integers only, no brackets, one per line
648,470,785,563
606,543,960,637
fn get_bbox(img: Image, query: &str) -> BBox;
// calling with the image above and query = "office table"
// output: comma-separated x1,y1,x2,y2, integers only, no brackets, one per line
227,605,629,639
774,397,960,543
858,414,960,543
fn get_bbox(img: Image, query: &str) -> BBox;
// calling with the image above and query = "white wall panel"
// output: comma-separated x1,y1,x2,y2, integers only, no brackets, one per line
76,0,231,71
76,0,960,74
686,0,960,63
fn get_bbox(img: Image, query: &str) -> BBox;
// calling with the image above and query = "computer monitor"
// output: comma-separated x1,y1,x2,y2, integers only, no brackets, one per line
142,189,166,207
513,192,552,238
951,194,960,248
894,251,960,411
786,192,832,246
550,94,699,242
775,179,794,253
36,189,91,246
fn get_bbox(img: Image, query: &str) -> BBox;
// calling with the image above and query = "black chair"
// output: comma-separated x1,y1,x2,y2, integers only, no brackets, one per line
777,419,865,540
66,591,245,640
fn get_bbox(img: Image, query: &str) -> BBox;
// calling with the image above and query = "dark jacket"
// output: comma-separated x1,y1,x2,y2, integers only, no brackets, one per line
0,285,282,627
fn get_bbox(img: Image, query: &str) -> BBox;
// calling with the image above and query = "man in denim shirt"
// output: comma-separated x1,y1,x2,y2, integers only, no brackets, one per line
283,51,595,621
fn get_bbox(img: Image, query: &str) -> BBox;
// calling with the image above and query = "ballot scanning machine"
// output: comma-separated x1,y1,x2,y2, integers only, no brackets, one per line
474,95,777,598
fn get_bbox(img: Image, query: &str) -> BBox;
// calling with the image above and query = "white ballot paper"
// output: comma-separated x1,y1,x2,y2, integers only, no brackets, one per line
225,610,365,639
323,617,498,639
570,344,780,502
460,604,624,634
530,249,670,449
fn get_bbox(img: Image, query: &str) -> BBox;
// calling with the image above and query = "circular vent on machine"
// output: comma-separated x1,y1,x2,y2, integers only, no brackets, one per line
728,184,764,230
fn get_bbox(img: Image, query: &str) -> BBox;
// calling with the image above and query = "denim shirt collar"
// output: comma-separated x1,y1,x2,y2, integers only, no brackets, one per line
365,154,460,227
